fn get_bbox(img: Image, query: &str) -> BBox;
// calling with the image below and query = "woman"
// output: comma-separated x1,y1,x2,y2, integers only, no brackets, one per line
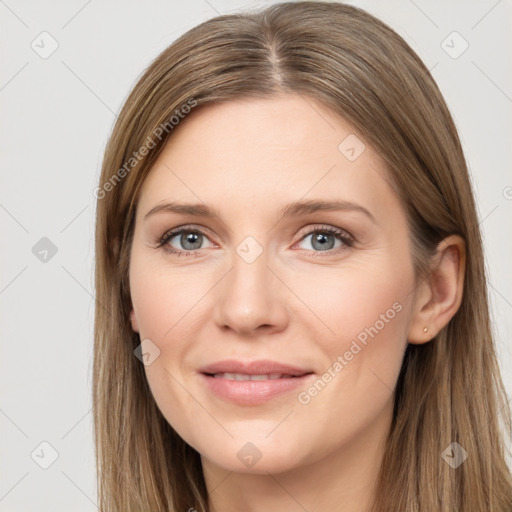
92,2,512,511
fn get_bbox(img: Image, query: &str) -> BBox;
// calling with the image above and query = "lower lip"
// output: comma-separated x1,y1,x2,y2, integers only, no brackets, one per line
198,373,315,406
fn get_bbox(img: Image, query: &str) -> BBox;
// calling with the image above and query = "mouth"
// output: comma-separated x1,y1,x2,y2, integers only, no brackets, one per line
197,360,315,405
198,359,312,377
206,372,309,380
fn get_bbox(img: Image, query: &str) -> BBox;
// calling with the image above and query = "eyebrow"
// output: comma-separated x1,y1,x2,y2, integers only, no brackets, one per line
144,199,375,223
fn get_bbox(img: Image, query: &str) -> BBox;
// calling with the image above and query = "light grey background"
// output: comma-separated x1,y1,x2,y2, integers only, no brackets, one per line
1,0,511,510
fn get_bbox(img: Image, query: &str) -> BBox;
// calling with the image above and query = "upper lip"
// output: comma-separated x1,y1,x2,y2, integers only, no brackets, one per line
198,359,313,377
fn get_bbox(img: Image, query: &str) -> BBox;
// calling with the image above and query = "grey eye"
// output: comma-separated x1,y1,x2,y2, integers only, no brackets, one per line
298,232,342,252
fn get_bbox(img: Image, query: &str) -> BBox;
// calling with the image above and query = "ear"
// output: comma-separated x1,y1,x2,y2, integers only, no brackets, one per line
130,308,139,333
408,235,466,344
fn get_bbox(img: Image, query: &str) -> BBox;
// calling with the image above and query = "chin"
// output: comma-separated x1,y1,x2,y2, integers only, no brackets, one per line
196,435,309,475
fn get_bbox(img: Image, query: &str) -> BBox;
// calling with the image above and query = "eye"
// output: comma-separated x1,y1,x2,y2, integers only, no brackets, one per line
158,226,215,255
157,224,354,257
296,226,354,254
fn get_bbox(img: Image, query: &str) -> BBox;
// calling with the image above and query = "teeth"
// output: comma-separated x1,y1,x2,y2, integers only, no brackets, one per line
213,372,294,381
250,374,268,381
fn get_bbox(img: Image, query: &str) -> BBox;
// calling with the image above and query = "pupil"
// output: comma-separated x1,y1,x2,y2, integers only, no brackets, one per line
312,232,334,251
182,232,202,250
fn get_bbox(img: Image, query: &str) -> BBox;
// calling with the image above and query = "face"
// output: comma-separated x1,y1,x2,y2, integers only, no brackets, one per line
128,94,418,475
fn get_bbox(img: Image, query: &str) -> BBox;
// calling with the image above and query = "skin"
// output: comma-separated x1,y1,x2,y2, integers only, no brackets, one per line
128,94,465,512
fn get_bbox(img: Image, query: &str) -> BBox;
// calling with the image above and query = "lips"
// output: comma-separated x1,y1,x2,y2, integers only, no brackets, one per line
198,359,315,406
198,359,312,378
213,372,296,380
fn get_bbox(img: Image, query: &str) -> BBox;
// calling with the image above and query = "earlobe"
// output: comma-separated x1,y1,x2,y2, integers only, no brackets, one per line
408,235,466,345
130,308,139,333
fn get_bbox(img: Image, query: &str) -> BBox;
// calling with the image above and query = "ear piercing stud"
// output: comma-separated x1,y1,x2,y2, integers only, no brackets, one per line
423,327,428,333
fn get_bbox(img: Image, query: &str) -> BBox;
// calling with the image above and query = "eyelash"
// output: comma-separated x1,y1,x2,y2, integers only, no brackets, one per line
157,224,354,257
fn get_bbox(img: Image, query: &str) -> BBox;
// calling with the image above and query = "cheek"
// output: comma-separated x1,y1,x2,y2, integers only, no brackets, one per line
291,256,411,337
290,259,412,397
129,253,209,341
129,258,210,441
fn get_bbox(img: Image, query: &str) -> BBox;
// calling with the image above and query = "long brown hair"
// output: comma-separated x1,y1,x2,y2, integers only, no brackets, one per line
93,2,512,510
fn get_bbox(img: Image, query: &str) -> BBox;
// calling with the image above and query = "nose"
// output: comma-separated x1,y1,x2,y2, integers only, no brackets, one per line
212,248,289,336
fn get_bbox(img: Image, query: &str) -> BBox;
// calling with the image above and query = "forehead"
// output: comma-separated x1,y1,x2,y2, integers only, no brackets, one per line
136,94,399,218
